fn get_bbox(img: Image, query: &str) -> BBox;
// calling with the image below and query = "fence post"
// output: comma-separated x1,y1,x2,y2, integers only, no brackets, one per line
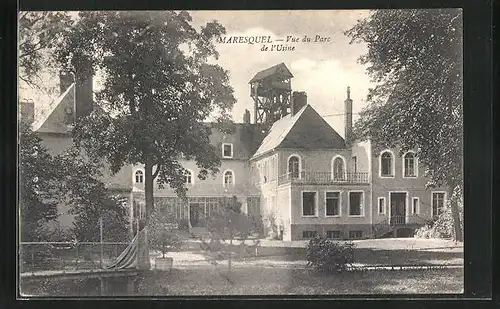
76,242,79,270
100,217,104,269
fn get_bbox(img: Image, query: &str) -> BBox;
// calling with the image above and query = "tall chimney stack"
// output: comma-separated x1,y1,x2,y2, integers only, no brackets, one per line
291,91,307,116
59,71,75,95
344,86,353,144
75,61,94,121
243,109,251,124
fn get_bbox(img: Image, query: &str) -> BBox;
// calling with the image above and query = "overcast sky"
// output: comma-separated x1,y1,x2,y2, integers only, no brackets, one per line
23,10,374,137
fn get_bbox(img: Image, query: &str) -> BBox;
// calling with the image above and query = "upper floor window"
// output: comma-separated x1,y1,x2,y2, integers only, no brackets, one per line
432,192,446,217
135,170,144,183
380,151,394,177
352,156,358,173
288,155,301,179
332,156,346,181
223,170,234,186
222,143,233,158
403,152,417,177
185,170,193,184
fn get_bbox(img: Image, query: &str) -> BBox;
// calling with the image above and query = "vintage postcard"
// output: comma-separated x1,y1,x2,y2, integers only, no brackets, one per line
18,9,464,297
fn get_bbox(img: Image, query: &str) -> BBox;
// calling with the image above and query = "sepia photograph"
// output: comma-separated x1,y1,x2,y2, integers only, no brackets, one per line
18,9,464,297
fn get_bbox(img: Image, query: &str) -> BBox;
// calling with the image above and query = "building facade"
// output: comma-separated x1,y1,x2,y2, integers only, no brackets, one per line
23,63,448,240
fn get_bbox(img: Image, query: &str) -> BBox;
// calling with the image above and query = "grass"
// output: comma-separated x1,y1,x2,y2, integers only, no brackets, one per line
136,266,463,295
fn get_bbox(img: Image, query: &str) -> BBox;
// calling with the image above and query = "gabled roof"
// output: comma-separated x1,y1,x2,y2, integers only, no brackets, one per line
251,104,346,159
252,104,308,158
35,84,76,134
249,62,294,83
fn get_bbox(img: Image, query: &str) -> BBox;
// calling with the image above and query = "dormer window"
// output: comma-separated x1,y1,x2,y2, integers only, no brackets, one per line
135,170,144,183
222,143,233,158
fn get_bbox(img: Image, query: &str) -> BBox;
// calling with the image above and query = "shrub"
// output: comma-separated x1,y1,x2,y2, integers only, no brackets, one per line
305,236,355,273
414,199,463,240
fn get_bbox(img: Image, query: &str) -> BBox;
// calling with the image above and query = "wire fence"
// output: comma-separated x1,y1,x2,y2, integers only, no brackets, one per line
19,242,131,273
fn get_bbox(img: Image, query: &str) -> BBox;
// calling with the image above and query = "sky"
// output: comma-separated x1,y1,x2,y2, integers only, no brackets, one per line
21,10,375,138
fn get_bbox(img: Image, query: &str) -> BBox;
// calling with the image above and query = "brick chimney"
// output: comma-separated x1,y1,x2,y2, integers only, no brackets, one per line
74,62,94,121
243,109,251,124
344,86,353,144
59,71,75,95
20,99,35,127
291,91,307,116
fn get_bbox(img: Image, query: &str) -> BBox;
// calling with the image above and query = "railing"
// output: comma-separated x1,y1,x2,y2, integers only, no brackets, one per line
278,171,369,185
389,216,406,226
19,242,130,273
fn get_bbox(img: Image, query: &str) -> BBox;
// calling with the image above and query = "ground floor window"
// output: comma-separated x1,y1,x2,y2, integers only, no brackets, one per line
378,197,386,214
326,230,341,239
302,191,317,216
349,192,363,216
303,230,317,238
412,197,420,214
325,192,340,216
349,230,363,239
432,192,445,217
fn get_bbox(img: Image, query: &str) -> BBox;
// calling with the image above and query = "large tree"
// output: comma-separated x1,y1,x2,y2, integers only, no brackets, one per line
19,121,61,242
55,11,236,265
18,11,73,90
345,9,463,241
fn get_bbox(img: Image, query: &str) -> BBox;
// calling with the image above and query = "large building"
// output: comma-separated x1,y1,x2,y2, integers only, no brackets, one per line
22,63,448,241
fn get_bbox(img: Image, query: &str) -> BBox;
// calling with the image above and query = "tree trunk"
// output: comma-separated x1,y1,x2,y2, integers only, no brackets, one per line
137,157,155,270
448,182,463,242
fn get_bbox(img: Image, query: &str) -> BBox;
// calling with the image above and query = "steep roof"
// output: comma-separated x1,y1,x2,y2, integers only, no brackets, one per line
251,104,346,159
249,62,294,83
252,104,308,158
36,84,76,134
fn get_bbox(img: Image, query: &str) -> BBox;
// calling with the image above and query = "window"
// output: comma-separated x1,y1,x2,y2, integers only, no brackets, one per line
288,155,300,178
302,191,317,216
412,197,420,214
223,170,234,186
349,231,363,239
332,156,345,180
303,231,317,239
135,170,144,183
432,192,445,217
326,230,341,239
380,151,394,177
349,192,363,216
378,197,386,214
222,143,233,158
185,170,193,184
404,152,417,177
352,156,358,173
325,192,340,216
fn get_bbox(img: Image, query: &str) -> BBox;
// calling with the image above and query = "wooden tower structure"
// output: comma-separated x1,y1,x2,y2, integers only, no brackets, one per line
249,63,293,128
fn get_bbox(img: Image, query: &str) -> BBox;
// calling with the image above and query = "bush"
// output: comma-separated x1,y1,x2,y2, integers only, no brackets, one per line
414,199,463,240
305,236,355,273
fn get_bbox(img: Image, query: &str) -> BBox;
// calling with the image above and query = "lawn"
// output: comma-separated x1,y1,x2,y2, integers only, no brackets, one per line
136,266,464,295
167,237,463,267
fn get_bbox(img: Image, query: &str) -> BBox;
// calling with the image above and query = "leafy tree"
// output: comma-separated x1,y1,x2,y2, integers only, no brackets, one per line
54,146,130,242
18,11,73,90
19,121,61,241
345,9,463,241
55,12,236,230
199,196,259,277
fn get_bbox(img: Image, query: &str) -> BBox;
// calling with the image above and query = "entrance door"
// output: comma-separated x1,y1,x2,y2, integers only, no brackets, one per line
189,203,204,227
390,193,407,225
